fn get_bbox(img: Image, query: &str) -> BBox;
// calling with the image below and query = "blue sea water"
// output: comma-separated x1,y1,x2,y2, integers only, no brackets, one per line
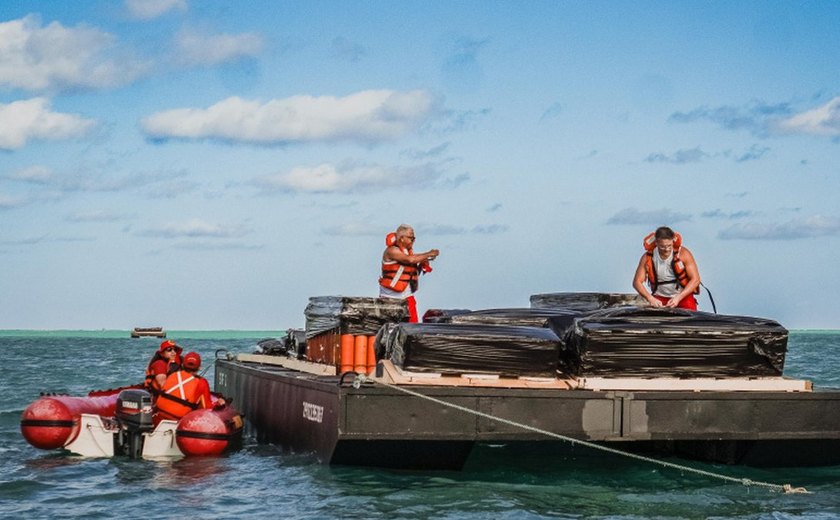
1,331,839,519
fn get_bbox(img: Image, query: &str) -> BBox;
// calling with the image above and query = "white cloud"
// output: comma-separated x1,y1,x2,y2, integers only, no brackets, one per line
141,90,438,145
7,165,55,184
174,28,264,66
718,215,840,240
138,218,250,239
0,98,96,150
775,97,840,137
5,163,182,194
321,223,386,236
644,147,709,164
0,193,29,209
321,222,507,237
171,241,263,251
252,161,466,194
0,15,148,92
125,0,187,20
66,210,130,223
606,208,693,226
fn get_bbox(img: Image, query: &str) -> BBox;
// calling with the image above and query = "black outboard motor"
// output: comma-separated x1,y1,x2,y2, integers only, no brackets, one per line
114,389,154,459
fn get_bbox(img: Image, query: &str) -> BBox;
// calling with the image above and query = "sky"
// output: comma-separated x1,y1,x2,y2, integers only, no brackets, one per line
1,1,839,330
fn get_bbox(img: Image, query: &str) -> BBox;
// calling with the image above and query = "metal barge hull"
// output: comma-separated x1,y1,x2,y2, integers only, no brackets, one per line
215,358,840,469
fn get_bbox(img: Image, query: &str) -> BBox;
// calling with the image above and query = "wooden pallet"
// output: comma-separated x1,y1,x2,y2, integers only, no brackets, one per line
373,360,575,389
235,355,813,392
237,353,337,376
577,376,812,392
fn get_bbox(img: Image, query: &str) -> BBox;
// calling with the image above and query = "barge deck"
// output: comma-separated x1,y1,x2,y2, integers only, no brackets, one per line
215,355,840,469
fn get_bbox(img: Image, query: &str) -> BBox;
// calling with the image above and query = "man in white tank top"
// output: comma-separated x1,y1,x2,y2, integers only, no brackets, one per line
379,224,439,322
632,226,701,310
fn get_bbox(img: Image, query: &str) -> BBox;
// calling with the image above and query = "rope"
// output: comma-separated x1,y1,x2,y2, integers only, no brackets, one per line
701,282,717,314
358,374,809,494
85,422,113,457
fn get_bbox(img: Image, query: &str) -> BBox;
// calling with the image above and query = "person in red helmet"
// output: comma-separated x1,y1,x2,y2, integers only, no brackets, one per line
144,339,182,396
379,224,439,322
155,351,215,422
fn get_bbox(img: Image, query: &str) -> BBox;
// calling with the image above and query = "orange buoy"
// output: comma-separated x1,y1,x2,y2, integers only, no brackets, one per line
353,335,367,373
340,334,355,373
175,406,243,457
366,335,377,373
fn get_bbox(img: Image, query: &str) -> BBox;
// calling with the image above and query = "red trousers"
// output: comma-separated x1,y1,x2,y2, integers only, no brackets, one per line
653,294,697,311
406,295,419,323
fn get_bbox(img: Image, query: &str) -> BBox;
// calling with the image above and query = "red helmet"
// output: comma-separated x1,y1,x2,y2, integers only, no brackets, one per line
159,339,178,352
183,351,201,371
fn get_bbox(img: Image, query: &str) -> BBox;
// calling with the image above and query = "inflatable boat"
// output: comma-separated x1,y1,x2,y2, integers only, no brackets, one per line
20,385,243,458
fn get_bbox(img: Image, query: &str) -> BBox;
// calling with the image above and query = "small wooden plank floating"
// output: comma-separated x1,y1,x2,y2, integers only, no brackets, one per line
131,327,166,338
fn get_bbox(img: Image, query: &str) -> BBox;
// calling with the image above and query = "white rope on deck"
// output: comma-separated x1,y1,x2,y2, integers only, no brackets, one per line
357,374,810,494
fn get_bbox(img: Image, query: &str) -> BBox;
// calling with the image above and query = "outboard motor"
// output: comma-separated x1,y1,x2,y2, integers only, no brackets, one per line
114,389,154,459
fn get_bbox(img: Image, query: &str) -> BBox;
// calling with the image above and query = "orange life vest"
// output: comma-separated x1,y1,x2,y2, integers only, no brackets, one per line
155,370,206,420
380,233,419,293
642,231,698,294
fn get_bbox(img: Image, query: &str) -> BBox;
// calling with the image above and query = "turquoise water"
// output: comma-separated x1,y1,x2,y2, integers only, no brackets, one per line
1,332,839,519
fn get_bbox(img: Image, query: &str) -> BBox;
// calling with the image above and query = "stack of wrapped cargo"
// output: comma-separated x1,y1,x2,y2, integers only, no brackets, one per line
304,296,409,374
449,307,578,338
563,307,789,378
379,323,561,377
530,292,646,311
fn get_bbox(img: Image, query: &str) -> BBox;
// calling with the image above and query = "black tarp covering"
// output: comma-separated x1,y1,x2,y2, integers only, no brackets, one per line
451,307,578,327
255,328,307,357
256,337,289,355
421,308,472,323
449,307,580,340
564,307,788,377
530,292,646,311
304,296,409,338
380,323,561,377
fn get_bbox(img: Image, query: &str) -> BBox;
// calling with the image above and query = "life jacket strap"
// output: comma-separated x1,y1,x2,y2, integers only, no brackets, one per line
156,391,199,410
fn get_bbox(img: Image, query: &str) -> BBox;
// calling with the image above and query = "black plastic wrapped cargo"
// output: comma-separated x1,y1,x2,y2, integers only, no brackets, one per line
530,292,646,311
256,337,290,355
450,307,580,338
421,308,472,323
563,307,788,377
381,323,561,377
304,296,409,338
450,307,576,327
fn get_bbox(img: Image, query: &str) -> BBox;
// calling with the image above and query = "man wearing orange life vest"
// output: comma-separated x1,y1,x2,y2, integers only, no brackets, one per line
379,224,439,322
632,226,701,311
155,351,214,422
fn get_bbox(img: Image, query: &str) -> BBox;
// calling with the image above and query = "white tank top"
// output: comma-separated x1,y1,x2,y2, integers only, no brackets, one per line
653,251,679,297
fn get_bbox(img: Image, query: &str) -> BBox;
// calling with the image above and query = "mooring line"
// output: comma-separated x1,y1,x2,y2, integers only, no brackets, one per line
359,374,809,494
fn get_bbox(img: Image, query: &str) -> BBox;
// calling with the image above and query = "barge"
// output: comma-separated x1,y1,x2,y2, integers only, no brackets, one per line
131,327,166,338
214,294,840,469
